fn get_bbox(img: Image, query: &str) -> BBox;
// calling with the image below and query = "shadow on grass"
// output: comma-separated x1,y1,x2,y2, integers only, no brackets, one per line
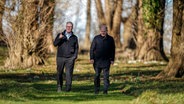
29,83,133,101
0,69,161,81
0,69,184,102
0,80,133,102
111,69,161,77
120,79,184,97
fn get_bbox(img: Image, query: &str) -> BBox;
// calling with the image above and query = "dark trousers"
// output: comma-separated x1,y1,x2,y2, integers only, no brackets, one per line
93,65,110,92
56,57,75,90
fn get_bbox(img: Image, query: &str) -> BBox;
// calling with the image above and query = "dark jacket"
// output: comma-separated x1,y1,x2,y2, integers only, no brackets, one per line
54,30,78,59
90,34,115,67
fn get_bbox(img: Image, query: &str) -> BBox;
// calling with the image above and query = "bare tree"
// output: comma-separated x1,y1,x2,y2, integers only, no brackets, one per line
157,0,184,78
95,0,106,25
105,0,113,32
83,0,91,50
4,0,54,68
95,0,123,48
42,0,55,53
111,0,122,47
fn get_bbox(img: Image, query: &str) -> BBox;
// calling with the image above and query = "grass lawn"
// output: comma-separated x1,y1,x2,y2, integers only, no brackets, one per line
0,51,184,104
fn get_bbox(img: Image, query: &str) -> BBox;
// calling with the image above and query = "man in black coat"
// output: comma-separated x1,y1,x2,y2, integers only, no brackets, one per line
90,24,115,94
54,21,78,92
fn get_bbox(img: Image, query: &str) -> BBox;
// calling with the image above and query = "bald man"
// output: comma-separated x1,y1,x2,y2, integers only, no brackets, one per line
90,24,115,94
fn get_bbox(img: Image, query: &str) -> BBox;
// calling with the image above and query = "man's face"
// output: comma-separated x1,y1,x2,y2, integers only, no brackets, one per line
100,27,107,36
66,23,73,33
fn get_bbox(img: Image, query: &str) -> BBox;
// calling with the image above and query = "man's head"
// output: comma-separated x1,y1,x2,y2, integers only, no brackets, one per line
66,21,73,33
100,24,108,36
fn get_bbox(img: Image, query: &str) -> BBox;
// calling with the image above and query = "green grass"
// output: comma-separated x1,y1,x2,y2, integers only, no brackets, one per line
0,48,184,104
0,78,134,104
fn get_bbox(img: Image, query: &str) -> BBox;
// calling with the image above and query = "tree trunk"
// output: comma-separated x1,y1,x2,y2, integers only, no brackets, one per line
111,0,122,48
105,0,113,32
121,1,137,60
0,0,5,38
122,1,137,51
42,0,55,54
157,0,184,78
83,0,91,50
135,0,168,61
95,0,106,25
135,0,145,60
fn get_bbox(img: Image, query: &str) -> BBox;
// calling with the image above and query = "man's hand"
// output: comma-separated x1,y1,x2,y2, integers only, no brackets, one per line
111,61,114,65
90,59,94,64
59,33,63,39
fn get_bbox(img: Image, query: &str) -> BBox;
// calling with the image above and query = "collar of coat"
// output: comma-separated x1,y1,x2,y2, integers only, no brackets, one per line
62,30,74,36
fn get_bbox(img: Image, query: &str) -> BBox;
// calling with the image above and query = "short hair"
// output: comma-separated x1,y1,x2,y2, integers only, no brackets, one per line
99,24,108,31
66,21,73,26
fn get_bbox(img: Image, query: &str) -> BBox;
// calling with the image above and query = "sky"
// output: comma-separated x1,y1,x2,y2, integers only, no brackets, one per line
163,0,173,53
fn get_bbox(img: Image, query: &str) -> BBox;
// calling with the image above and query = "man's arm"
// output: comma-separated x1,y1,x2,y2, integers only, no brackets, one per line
90,37,96,63
110,38,115,63
53,33,65,46
73,37,79,59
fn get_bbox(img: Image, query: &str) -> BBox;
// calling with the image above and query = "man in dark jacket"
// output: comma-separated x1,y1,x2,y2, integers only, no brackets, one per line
54,21,78,92
90,24,115,94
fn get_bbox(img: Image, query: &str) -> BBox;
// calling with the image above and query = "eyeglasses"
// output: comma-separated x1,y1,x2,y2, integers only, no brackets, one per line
66,26,72,28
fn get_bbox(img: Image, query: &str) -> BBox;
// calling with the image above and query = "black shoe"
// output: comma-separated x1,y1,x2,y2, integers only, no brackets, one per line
103,90,108,94
66,88,71,92
95,91,99,94
57,87,62,92
66,85,71,92
94,89,99,95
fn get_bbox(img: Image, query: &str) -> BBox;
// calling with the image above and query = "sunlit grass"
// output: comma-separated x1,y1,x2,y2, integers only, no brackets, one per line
0,47,184,104
0,79,134,104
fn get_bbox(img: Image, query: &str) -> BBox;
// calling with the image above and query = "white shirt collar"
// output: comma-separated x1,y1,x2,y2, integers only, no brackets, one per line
65,32,72,39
